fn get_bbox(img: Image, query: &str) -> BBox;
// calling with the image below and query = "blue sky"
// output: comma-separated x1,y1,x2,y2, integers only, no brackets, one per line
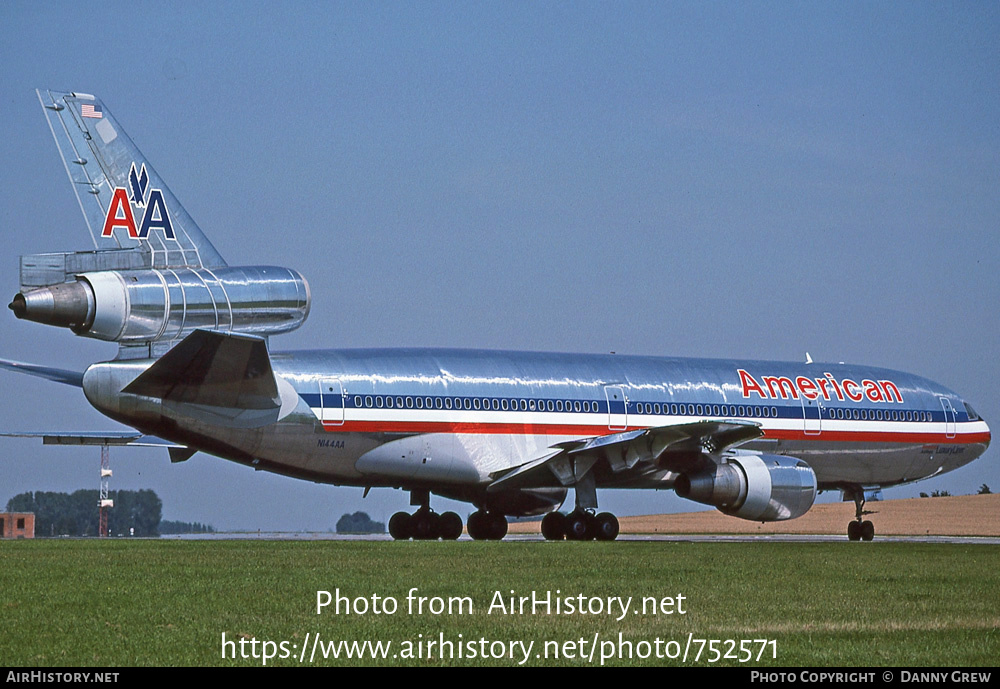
1,2,997,530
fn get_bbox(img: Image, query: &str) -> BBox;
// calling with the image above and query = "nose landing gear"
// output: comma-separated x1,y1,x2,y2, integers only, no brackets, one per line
846,488,876,541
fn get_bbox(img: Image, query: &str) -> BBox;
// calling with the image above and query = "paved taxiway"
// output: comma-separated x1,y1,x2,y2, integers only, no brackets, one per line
160,532,1000,545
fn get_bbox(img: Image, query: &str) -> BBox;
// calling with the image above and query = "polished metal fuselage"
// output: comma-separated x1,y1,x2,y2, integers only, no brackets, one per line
83,347,991,511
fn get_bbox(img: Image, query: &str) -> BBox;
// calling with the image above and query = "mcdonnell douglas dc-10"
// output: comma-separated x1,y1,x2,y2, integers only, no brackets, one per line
1,90,991,541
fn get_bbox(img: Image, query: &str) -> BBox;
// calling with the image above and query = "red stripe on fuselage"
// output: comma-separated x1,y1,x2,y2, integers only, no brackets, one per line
320,420,989,445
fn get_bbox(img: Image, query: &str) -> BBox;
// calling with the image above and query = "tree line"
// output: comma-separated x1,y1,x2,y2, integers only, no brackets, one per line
6,489,163,537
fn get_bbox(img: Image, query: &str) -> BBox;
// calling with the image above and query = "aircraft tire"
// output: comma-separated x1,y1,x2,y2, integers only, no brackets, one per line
439,511,463,540
847,520,860,541
389,512,412,540
541,511,566,540
411,510,440,540
595,512,619,541
467,510,488,540
860,520,875,541
487,512,508,540
565,510,591,541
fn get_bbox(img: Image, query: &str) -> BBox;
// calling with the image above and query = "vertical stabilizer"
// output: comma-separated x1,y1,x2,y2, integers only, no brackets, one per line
36,89,226,269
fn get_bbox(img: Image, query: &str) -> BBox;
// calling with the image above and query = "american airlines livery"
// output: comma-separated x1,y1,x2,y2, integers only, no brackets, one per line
2,90,991,541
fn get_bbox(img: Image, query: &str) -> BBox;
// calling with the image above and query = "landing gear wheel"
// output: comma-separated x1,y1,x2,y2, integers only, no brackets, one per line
565,510,593,541
847,520,860,541
467,510,507,540
860,520,875,541
595,512,620,541
488,512,508,540
467,511,488,540
410,509,440,540
439,511,463,540
541,512,566,540
389,512,412,540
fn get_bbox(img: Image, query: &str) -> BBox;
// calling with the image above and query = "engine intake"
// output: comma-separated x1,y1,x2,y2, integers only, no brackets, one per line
675,453,817,521
10,266,309,343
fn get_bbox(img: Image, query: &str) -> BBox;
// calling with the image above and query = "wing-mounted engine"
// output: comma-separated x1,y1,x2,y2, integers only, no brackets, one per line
10,264,310,347
674,452,817,521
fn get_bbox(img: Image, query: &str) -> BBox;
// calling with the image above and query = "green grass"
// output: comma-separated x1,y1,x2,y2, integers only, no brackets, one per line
1,540,997,666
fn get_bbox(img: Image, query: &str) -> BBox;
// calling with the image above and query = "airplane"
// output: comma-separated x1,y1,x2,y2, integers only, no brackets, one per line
1,89,991,542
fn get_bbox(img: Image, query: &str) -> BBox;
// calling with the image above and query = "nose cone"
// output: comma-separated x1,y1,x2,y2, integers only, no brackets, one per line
8,293,27,318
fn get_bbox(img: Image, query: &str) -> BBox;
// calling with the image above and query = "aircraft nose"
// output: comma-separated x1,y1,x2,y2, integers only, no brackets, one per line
965,400,990,449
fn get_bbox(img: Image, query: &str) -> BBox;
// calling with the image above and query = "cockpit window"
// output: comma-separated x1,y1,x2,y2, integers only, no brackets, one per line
964,402,980,421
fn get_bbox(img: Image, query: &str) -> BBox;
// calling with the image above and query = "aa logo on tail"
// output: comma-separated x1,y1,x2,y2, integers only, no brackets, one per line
101,163,175,239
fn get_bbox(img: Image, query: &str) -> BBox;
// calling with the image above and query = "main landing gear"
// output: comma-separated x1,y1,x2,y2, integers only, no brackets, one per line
539,472,619,541
846,489,875,541
388,507,463,540
387,489,508,541
388,489,463,540
541,509,619,541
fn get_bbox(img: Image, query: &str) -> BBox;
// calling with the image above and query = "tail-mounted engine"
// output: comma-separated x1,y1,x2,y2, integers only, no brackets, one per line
674,453,817,521
10,265,310,344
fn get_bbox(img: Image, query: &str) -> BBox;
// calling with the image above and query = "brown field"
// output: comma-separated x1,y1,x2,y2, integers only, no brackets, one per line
507,493,1000,536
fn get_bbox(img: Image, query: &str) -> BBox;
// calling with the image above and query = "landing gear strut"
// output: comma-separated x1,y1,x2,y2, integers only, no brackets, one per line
846,489,875,541
388,490,463,541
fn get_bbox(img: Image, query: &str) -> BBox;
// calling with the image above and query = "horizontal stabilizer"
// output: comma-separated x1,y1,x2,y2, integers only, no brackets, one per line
0,430,186,448
124,330,280,410
0,358,84,387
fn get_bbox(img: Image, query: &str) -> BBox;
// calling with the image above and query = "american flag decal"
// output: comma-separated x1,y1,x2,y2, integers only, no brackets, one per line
81,103,103,119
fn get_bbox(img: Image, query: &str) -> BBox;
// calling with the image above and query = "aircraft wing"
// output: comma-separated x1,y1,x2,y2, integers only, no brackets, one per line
488,419,762,493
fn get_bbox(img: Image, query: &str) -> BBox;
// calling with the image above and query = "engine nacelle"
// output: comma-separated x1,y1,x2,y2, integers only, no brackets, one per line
674,453,817,521
10,266,310,343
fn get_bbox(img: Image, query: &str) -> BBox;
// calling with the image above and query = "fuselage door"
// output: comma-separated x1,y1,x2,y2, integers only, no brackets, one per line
605,385,627,431
320,379,345,427
801,395,822,436
939,397,956,439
